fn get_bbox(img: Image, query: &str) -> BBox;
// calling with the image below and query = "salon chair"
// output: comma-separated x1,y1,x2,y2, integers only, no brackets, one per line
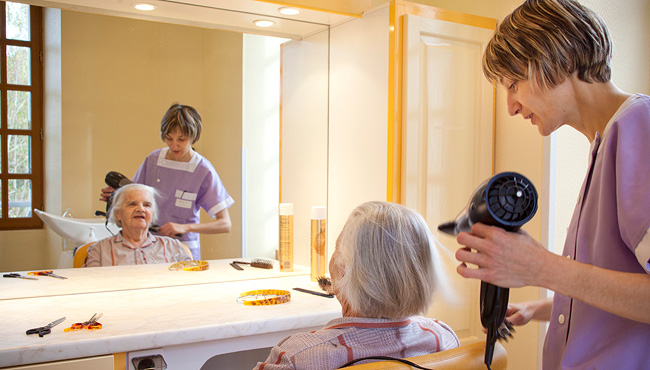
343,341,507,370
73,242,94,268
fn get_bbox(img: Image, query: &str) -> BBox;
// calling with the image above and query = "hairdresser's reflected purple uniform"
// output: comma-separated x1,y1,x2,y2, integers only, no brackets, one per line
544,95,650,369
133,148,234,259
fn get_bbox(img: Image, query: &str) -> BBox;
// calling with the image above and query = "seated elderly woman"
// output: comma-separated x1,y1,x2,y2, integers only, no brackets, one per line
254,201,459,370
84,183,192,267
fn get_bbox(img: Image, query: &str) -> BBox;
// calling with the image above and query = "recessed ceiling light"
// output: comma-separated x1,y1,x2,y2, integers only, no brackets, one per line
133,3,156,11
278,7,301,16
253,19,275,28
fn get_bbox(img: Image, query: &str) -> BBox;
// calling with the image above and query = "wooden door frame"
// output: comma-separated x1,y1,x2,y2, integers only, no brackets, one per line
386,0,496,203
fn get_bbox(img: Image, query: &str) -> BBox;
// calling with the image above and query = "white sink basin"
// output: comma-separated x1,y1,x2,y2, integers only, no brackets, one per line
35,209,121,244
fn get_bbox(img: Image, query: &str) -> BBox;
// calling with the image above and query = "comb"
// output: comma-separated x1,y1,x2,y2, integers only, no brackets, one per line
232,259,273,269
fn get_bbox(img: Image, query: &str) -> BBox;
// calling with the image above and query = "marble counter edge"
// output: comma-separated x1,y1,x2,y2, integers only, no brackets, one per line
0,275,342,368
1,309,342,367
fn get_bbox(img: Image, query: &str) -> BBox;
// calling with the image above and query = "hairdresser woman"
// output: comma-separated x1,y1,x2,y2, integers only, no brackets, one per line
254,202,459,370
454,1,650,369
101,103,234,260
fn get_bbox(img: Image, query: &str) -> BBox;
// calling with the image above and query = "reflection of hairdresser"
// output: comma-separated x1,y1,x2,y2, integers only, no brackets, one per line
86,184,192,267
101,103,234,260
254,201,459,370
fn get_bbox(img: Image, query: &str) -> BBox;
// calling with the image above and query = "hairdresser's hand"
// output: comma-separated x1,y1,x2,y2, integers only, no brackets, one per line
505,302,534,326
507,298,553,325
159,222,188,238
455,223,550,288
480,298,553,338
100,186,114,202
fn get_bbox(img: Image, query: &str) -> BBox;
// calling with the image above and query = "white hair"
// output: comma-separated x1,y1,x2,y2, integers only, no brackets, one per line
108,183,158,227
334,201,443,318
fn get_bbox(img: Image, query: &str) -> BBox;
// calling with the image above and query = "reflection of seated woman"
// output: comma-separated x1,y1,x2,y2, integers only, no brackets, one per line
254,201,459,370
85,184,192,267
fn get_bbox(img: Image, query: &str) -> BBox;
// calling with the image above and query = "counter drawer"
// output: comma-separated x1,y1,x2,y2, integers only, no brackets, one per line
2,355,113,370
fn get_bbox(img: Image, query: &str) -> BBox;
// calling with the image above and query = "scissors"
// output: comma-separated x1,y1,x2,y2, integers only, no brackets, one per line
65,313,103,332
26,317,66,337
3,273,38,280
28,270,67,279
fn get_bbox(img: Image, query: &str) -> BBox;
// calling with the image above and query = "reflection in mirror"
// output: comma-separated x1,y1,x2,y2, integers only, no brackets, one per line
82,183,194,268
0,3,331,272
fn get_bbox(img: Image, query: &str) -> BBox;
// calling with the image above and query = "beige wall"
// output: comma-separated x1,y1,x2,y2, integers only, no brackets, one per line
328,5,390,262
281,31,330,267
60,11,244,261
0,10,244,271
242,34,284,260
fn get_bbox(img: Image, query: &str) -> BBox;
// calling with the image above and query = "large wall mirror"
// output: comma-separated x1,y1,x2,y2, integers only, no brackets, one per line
0,0,341,272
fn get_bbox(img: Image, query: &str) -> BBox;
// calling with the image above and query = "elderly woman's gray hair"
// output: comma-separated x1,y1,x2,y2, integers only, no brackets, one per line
334,201,441,318
108,183,159,227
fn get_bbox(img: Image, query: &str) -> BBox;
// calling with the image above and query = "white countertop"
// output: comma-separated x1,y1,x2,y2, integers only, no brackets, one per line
0,259,313,300
0,261,342,368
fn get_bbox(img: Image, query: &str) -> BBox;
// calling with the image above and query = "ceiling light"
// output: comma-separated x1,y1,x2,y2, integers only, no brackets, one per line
133,3,156,11
253,19,275,28
278,7,301,16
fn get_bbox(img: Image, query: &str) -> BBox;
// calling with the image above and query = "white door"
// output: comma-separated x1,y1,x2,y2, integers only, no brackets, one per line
402,14,495,342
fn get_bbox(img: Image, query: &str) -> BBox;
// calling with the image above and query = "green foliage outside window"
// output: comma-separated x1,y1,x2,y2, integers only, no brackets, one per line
2,1,39,221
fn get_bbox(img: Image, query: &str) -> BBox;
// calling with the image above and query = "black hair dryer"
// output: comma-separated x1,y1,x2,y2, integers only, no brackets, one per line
438,171,538,369
99,171,178,237
96,171,133,218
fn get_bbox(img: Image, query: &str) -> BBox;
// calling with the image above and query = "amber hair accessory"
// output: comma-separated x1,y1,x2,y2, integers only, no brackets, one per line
236,289,291,305
65,313,103,332
168,260,209,271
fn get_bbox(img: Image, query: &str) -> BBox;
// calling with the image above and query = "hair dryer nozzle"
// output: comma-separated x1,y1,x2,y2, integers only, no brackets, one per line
437,213,471,236
105,171,133,189
437,221,457,235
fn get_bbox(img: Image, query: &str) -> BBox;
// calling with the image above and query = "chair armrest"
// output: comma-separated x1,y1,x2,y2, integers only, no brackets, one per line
344,341,507,370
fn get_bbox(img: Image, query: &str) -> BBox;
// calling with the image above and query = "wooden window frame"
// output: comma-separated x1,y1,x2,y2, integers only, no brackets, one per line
0,4,43,230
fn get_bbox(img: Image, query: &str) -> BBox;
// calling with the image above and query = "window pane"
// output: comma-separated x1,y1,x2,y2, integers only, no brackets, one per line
9,179,31,218
6,2,30,41
8,91,31,129
8,135,31,174
7,45,31,86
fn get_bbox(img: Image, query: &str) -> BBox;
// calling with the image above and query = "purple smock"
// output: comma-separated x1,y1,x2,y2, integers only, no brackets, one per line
132,148,234,249
543,94,650,369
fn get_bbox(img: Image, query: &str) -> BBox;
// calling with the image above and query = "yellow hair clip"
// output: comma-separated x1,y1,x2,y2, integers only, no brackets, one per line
236,289,291,306
168,260,210,271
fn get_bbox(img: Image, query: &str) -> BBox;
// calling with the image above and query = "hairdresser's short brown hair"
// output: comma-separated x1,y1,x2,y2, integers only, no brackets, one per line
483,0,612,90
160,103,202,144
